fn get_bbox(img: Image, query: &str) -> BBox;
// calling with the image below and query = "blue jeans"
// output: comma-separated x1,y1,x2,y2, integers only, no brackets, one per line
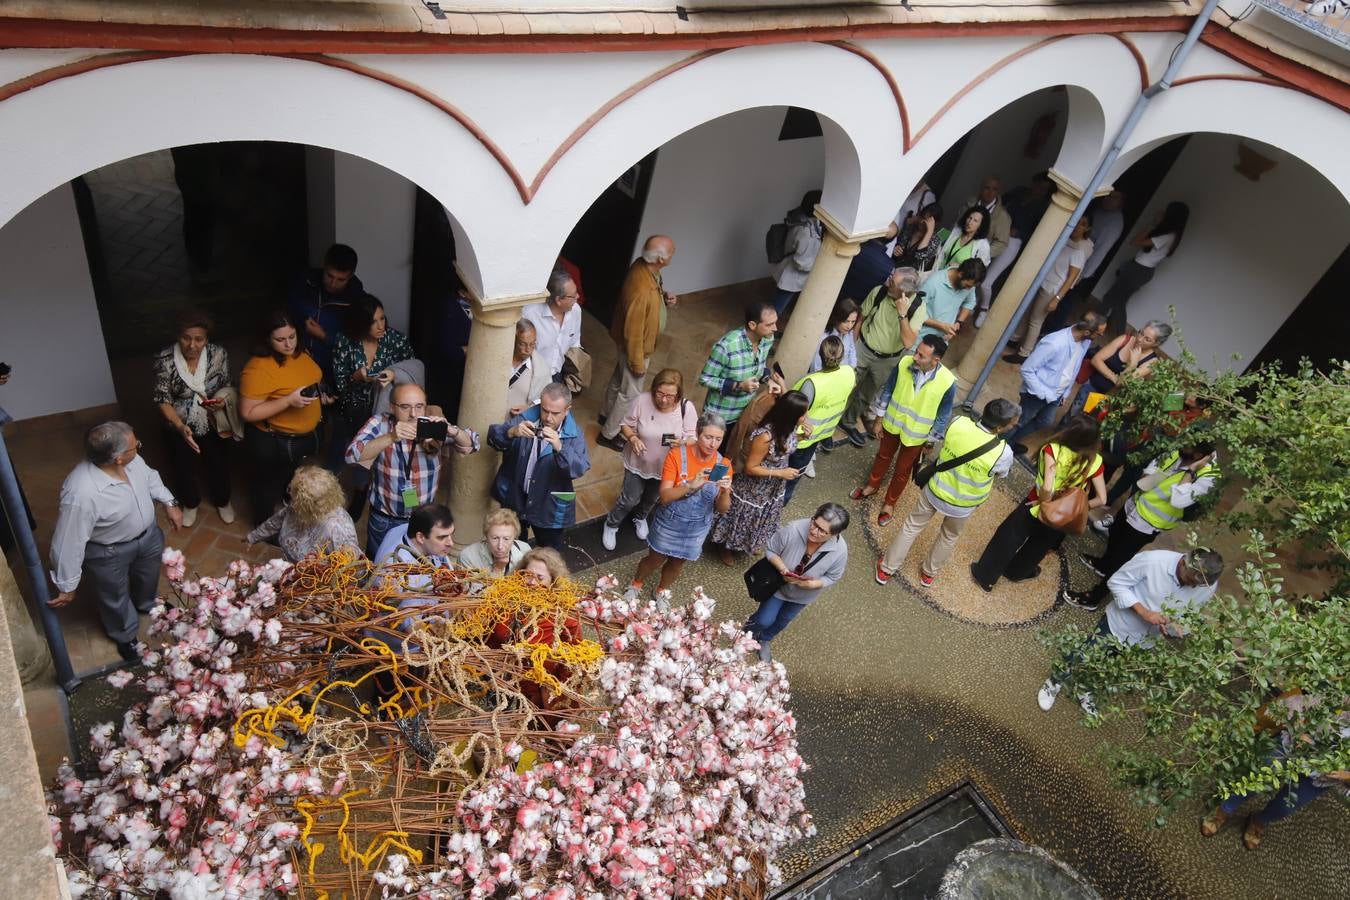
1006,390,1060,445
746,594,806,644
365,506,407,560
1220,752,1329,824
1051,614,1116,684
782,445,818,504
772,287,800,315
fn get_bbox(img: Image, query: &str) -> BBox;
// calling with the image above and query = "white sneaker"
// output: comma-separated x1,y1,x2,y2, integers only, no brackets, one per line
1078,692,1099,717
1037,678,1062,711
1091,513,1113,535
975,310,988,328
217,503,236,525
633,518,649,541
181,506,198,528
602,524,618,551
621,585,642,602
804,459,817,478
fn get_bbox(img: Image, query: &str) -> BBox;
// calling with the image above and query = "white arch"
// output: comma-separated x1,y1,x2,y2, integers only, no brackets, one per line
524,42,905,259
0,53,524,294
1112,80,1350,205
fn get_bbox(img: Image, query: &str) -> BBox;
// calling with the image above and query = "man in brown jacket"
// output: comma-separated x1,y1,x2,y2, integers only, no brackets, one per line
599,235,677,445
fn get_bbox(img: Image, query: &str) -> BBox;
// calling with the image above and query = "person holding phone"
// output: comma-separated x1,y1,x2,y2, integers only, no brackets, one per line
240,310,331,526
347,383,478,558
745,503,850,663
330,294,415,469
622,412,733,605
152,308,236,527
698,300,785,447
602,369,697,551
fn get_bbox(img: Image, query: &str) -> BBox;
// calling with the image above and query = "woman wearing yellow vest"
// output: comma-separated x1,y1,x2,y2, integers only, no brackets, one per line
848,335,956,526
970,414,1107,592
1065,441,1218,610
784,335,856,504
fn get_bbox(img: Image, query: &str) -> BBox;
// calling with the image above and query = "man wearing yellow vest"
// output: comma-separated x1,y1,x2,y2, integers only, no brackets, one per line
848,334,956,526
1065,441,1218,610
875,399,1020,587
784,335,856,503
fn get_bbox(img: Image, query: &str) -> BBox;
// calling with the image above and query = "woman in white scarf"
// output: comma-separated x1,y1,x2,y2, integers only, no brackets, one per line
152,309,237,526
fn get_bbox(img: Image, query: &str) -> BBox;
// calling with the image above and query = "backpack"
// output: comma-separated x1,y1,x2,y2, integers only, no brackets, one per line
765,221,791,264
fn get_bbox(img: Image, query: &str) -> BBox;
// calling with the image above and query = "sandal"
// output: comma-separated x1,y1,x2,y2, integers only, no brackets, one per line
849,486,875,501
1242,817,1264,851
877,510,894,527
1200,808,1229,837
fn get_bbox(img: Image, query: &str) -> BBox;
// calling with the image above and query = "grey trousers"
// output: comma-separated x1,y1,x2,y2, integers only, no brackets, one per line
600,348,648,439
83,525,165,643
845,338,902,426
605,470,661,528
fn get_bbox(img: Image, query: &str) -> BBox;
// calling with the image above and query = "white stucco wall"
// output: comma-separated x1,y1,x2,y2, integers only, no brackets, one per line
1099,134,1350,373
332,151,417,332
941,88,1069,214
634,107,825,295
0,184,115,420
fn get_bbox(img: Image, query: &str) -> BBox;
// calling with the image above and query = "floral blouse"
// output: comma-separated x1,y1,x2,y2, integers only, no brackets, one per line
331,329,414,418
151,343,232,436
247,505,360,563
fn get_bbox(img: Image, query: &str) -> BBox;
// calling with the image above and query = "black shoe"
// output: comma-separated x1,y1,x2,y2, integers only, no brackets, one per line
597,434,627,453
818,439,834,454
1011,443,1029,457
969,564,993,593
841,425,867,448
1007,565,1041,583
597,414,607,428
1002,352,1029,365
1062,588,1102,611
1079,552,1107,578
116,641,140,663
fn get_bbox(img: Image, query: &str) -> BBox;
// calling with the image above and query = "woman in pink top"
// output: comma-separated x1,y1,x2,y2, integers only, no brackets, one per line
602,369,697,550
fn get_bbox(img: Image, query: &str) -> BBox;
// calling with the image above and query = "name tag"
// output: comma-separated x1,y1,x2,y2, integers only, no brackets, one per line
401,487,420,509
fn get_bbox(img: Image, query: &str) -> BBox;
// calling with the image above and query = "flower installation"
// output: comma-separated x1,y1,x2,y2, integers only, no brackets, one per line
48,551,814,899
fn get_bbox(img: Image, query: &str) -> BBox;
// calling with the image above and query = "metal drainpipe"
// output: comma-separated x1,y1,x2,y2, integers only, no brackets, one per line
965,0,1224,406
0,430,79,692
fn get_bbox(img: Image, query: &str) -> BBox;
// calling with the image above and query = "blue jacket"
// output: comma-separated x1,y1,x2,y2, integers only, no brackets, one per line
488,405,591,529
1021,326,1091,403
286,269,365,378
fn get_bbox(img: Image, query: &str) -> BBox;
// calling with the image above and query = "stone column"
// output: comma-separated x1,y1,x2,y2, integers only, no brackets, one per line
955,170,1111,391
0,554,51,685
447,280,546,542
774,205,889,383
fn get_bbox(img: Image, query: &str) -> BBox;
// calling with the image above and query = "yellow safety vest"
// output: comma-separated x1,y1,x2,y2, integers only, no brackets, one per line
1029,443,1102,518
928,416,1005,508
793,366,857,449
881,357,955,447
1135,451,1220,530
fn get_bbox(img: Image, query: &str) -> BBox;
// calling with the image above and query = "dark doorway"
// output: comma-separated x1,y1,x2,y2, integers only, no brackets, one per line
407,188,471,419
560,150,659,329
1248,241,1350,374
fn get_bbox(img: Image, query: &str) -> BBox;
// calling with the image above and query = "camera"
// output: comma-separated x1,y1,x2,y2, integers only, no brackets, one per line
416,417,449,443
300,384,320,399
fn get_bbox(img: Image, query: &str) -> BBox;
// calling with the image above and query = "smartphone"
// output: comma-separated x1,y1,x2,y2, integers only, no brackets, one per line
300,384,320,398
661,433,678,447
415,417,449,442
772,362,785,381
708,462,729,482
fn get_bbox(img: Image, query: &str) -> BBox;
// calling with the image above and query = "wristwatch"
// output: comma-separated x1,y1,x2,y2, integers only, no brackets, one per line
164,499,180,508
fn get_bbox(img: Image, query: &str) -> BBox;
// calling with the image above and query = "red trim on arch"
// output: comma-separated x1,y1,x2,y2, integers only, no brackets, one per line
1171,73,1285,88
0,50,184,103
826,41,912,152
1199,25,1350,113
1106,32,1150,92
910,35,1072,148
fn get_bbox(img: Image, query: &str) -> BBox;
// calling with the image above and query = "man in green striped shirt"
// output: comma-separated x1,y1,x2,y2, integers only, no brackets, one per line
698,300,784,430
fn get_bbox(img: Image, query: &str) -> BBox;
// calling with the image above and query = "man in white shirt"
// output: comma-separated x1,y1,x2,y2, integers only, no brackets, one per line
1004,215,1094,362
1038,548,1223,712
48,421,184,661
522,270,583,381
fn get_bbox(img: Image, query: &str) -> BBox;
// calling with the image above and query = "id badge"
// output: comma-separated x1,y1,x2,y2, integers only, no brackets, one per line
401,487,420,509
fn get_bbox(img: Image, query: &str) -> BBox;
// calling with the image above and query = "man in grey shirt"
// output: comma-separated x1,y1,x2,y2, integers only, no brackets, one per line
1038,547,1222,713
48,421,183,661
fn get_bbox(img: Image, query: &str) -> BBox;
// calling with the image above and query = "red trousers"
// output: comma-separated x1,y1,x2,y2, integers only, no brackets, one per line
864,432,925,508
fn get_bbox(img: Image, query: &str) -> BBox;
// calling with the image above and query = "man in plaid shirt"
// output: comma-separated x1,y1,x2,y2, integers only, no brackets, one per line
346,383,478,557
698,300,785,435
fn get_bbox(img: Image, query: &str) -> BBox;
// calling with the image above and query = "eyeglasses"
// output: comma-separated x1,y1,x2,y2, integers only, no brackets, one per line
654,390,679,401
394,403,427,412
122,440,143,456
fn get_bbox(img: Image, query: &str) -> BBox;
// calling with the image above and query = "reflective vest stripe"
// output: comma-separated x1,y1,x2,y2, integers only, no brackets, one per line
794,366,856,449
1135,461,1219,530
882,358,955,446
928,417,1004,508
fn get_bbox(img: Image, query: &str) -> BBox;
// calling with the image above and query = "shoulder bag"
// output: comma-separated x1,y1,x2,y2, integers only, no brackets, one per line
913,433,1002,489
1038,487,1089,534
744,548,826,603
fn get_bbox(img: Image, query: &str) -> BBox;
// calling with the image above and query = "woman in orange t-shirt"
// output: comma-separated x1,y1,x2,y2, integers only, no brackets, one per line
240,310,332,525
620,412,734,604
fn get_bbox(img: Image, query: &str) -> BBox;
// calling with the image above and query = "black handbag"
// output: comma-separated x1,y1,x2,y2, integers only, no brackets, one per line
744,549,825,603
913,434,1003,488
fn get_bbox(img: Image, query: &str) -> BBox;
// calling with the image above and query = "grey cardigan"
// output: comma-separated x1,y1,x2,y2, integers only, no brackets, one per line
764,517,848,605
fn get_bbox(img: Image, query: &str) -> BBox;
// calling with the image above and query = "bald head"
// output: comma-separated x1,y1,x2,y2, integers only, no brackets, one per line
641,235,675,268
390,382,427,422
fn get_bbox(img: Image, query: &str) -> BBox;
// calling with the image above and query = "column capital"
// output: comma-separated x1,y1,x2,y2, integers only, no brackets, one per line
454,261,547,327
814,204,892,245
1047,168,1115,208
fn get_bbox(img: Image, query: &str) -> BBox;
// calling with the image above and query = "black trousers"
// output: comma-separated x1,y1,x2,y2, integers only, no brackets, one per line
245,427,319,525
161,423,233,511
1087,513,1157,602
971,504,1065,587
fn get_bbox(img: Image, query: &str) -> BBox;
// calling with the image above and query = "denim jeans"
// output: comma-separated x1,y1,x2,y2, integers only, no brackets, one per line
782,445,818,504
746,594,806,644
1219,752,1329,824
1006,391,1060,446
365,506,407,560
1051,614,1116,684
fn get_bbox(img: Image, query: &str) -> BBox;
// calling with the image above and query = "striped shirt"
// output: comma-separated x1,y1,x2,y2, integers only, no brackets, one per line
346,414,442,518
699,328,774,422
